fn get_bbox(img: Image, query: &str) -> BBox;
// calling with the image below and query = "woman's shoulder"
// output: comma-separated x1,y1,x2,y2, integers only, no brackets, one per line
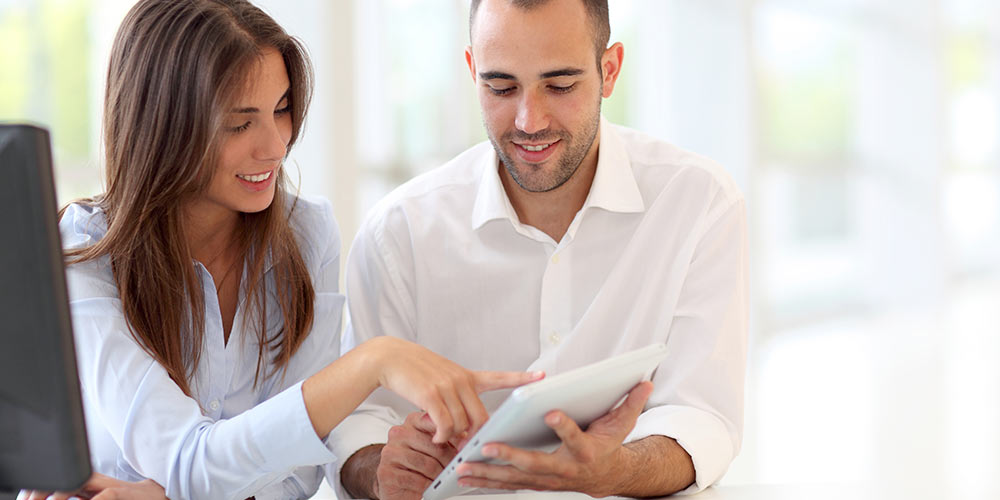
60,202,108,250
58,202,118,301
282,192,340,269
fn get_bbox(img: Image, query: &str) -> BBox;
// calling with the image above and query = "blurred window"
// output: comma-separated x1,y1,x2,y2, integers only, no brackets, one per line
0,0,99,201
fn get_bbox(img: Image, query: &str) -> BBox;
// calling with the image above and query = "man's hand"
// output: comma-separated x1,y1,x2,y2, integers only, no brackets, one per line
343,411,465,500
374,411,460,500
341,361,543,500
454,381,655,497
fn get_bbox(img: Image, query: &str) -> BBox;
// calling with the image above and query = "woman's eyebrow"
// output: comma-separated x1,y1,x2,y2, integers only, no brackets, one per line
230,88,291,113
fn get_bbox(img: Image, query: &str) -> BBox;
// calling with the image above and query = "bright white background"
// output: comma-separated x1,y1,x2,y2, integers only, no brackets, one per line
2,0,999,495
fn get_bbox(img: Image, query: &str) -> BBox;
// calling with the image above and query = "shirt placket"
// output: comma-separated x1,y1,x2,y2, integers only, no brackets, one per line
197,264,226,419
538,242,574,356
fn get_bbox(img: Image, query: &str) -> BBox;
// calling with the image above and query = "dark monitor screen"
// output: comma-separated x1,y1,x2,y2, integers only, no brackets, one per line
0,124,91,493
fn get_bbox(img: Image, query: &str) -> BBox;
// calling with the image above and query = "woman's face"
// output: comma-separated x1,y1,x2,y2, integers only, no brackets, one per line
203,48,292,216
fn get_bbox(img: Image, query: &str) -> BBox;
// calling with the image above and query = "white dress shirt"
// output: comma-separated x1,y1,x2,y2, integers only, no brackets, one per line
330,117,748,495
60,195,345,500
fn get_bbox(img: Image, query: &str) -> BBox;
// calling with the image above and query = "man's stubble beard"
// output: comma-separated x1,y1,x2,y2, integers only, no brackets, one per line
486,95,602,194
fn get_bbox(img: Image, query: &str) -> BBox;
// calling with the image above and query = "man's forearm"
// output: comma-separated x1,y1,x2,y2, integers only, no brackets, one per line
611,436,696,497
341,444,385,499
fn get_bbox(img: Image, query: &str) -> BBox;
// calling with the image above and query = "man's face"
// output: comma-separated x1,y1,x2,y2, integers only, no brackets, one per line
467,0,608,193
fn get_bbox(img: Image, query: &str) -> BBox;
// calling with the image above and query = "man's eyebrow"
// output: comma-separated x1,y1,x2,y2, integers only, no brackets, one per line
540,68,585,79
478,69,586,82
479,71,516,81
230,88,291,114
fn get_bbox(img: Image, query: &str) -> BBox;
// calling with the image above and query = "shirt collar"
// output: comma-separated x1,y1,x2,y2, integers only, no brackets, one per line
471,144,520,230
470,116,645,231
584,116,645,214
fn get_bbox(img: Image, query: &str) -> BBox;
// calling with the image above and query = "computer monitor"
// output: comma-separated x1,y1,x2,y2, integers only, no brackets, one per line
0,124,91,493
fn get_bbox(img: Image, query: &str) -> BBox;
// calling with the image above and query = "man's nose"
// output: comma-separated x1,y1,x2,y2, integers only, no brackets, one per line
514,91,550,135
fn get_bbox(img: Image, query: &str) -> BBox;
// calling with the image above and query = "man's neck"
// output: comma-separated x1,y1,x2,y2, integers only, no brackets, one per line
501,135,601,243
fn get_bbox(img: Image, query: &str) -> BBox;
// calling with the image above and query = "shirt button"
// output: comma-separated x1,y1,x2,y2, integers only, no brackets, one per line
209,400,220,411
549,332,561,345
551,254,560,264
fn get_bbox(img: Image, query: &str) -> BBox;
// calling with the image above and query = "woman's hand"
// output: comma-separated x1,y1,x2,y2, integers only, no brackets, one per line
362,336,544,444
302,336,543,444
19,473,166,500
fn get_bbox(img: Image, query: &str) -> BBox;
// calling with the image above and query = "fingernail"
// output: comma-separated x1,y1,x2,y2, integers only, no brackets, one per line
532,371,545,378
483,445,497,457
547,414,561,425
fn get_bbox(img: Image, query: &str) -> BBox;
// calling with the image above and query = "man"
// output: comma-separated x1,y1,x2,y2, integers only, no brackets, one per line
330,0,748,497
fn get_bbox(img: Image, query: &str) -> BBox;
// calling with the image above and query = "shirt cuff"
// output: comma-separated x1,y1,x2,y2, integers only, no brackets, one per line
252,479,297,500
248,380,338,472
251,465,321,500
326,409,399,498
624,405,736,495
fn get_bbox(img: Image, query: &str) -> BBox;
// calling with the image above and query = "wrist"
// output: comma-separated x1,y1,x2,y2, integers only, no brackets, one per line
599,443,638,497
353,337,389,391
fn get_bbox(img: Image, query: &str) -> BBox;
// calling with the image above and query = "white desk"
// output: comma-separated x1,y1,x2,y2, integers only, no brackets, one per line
308,481,999,500
459,483,999,500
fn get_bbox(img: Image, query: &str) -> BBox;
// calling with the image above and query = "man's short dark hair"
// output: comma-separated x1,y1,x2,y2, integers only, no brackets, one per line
469,0,611,63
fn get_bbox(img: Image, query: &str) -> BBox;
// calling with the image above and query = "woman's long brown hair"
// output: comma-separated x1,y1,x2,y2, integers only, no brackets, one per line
64,0,316,397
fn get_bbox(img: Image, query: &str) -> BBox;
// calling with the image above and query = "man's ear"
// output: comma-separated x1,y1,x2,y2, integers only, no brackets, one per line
600,42,624,98
465,46,477,84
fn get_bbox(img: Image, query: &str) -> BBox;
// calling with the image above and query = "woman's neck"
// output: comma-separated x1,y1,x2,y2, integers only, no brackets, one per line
183,201,241,266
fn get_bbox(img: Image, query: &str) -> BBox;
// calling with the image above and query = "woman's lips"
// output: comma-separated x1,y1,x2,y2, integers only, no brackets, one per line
235,168,276,192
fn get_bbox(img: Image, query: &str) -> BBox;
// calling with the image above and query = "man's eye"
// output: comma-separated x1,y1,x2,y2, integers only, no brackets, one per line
550,84,576,94
489,86,515,96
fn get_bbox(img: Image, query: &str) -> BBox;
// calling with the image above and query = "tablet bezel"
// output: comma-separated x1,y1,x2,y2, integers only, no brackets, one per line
423,343,668,500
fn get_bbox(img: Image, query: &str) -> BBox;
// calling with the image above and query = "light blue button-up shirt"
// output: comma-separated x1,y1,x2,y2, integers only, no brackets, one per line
60,195,345,500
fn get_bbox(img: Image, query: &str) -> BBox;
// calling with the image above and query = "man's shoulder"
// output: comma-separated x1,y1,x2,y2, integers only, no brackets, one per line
362,141,492,228
611,123,743,206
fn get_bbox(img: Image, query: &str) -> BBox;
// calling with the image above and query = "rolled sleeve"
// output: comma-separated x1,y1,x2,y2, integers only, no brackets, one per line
71,303,335,500
65,195,348,500
625,405,735,495
325,401,400,498
248,381,337,471
325,209,418,497
626,195,748,493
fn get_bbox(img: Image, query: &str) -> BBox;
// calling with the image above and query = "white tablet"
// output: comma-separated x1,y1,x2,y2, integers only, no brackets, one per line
423,343,668,500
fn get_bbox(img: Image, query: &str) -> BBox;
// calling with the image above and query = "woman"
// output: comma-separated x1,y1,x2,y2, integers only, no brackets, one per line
27,1,539,498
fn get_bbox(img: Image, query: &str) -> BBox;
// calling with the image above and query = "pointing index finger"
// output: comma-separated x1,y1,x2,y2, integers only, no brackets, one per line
473,370,545,393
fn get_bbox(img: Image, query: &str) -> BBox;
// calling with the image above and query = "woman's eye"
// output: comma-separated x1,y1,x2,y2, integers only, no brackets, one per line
275,105,291,115
230,121,251,133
